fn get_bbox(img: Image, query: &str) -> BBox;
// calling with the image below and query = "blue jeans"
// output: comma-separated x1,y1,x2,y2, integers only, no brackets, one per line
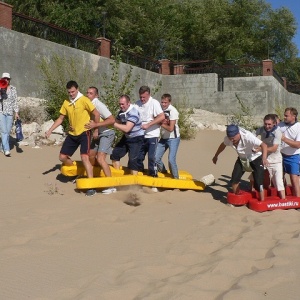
0,113,13,152
110,135,144,171
155,137,180,178
137,137,158,176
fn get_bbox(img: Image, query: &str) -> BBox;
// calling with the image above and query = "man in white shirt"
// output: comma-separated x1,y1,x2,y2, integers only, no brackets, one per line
134,86,165,176
278,107,300,197
212,124,268,201
256,114,285,199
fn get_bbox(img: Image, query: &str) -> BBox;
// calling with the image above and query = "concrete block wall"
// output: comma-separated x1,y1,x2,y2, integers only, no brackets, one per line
162,73,218,106
223,76,295,114
0,27,163,100
1,27,300,118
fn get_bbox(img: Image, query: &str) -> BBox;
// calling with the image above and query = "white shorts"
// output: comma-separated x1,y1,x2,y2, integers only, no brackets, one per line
267,162,284,191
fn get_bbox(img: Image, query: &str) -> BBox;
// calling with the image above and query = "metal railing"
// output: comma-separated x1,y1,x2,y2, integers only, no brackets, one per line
173,60,219,74
172,60,264,91
12,12,100,54
120,50,161,73
172,60,262,77
287,83,300,95
12,12,161,73
11,12,290,87
273,69,284,87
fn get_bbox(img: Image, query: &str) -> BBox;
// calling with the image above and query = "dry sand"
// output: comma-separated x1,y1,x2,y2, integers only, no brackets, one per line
1,130,300,300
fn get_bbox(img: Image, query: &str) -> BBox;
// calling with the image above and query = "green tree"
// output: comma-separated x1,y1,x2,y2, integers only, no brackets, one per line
8,0,300,81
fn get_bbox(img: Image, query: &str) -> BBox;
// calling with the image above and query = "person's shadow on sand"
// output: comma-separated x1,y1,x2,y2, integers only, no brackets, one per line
42,164,61,175
43,164,75,183
8,137,24,153
56,173,78,183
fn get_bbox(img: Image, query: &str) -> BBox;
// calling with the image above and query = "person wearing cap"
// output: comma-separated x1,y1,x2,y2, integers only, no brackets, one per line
0,72,19,156
212,124,268,201
278,107,300,197
45,80,100,197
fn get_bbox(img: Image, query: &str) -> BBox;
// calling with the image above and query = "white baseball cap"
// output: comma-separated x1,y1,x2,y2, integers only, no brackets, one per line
1,72,11,79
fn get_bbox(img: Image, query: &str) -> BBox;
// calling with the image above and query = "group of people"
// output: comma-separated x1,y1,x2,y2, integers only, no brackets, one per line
213,107,300,200
0,72,19,157
6,74,300,201
45,81,181,196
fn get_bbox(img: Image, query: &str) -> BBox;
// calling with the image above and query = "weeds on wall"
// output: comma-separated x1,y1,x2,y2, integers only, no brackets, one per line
100,39,162,143
100,41,141,121
227,93,257,131
274,100,285,121
174,99,197,140
39,49,196,142
39,54,95,129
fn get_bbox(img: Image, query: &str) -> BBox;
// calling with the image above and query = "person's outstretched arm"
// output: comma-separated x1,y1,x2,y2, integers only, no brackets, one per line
114,120,134,133
212,142,226,164
45,115,65,138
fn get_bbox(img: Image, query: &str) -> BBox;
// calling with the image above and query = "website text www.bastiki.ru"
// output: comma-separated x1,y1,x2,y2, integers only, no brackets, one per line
267,201,299,209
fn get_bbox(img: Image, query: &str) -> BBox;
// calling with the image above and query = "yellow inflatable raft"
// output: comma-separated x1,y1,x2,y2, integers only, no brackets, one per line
61,161,205,191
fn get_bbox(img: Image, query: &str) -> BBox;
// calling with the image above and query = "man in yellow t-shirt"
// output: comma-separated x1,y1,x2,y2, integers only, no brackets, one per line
46,80,100,196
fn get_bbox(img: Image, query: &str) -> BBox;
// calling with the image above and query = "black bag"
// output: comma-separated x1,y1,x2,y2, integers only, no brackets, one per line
15,119,24,142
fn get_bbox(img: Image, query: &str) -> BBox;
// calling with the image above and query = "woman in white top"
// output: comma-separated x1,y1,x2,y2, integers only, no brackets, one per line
0,72,19,156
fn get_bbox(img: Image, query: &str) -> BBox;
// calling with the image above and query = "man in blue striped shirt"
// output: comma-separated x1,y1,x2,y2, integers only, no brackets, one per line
110,95,144,174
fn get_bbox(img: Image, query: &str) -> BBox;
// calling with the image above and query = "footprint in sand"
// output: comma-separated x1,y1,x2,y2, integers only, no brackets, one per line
123,193,141,207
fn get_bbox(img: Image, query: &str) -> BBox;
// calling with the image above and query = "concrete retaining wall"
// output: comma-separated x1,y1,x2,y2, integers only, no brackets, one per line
1,27,299,117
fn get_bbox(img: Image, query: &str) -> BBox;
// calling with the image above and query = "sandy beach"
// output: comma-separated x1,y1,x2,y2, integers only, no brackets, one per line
1,130,300,300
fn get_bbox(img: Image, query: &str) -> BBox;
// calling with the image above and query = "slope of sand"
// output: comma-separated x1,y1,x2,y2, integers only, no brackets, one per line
1,130,300,300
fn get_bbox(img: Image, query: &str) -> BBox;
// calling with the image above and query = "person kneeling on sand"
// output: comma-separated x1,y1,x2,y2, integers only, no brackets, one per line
212,124,268,201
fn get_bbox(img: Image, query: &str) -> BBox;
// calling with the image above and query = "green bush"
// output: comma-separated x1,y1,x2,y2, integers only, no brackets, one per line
100,40,162,144
39,50,195,143
39,54,96,130
39,49,152,143
274,100,284,121
227,93,257,131
99,44,141,143
174,100,197,140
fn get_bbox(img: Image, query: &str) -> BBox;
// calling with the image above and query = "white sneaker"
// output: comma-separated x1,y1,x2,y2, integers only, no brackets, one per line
151,187,158,193
4,151,10,156
102,187,117,194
